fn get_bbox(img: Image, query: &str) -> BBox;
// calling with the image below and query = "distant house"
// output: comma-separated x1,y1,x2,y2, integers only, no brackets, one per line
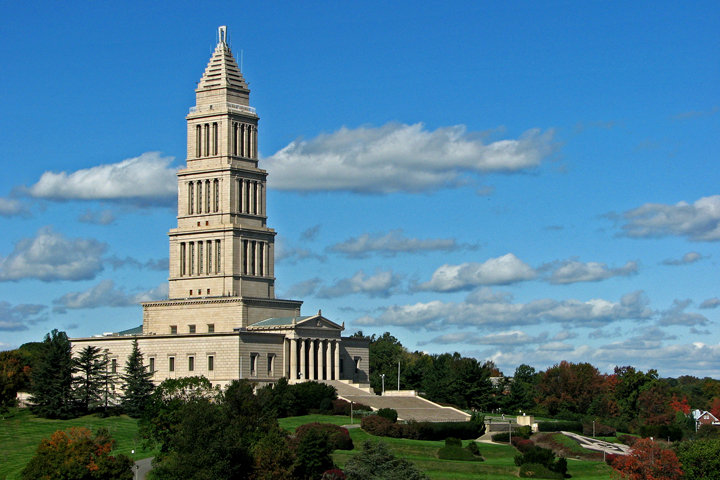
692,409,720,427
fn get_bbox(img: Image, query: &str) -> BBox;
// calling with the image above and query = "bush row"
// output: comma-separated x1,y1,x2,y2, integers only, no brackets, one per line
360,415,482,440
537,421,583,433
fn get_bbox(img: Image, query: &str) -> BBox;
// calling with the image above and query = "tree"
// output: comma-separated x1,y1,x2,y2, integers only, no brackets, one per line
294,427,334,480
507,364,538,413
0,349,31,415
369,333,406,394
674,438,720,480
344,440,429,480
29,330,76,419
72,345,108,414
120,338,154,418
611,438,683,480
250,428,296,480
536,361,607,416
21,427,133,480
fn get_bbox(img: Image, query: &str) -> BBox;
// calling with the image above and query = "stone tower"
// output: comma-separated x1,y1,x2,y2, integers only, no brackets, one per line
142,27,302,334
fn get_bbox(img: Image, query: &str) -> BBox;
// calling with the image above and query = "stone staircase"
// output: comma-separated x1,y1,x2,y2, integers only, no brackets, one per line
320,380,471,423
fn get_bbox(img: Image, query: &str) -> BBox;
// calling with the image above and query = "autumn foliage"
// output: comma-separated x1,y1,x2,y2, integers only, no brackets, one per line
610,438,683,480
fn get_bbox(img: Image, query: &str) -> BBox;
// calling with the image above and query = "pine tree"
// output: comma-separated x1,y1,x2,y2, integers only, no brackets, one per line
29,329,76,419
72,345,108,414
100,350,118,415
121,338,154,418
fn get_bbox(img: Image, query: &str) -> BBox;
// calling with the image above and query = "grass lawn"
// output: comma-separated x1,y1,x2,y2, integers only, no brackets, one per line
278,414,354,432
0,408,153,480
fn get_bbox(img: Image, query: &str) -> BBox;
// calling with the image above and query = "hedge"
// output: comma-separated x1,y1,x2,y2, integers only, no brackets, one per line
537,421,583,433
360,416,481,441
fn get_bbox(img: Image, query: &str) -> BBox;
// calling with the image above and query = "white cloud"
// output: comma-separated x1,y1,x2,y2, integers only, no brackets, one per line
283,278,323,298
547,259,639,284
275,236,326,264
0,302,47,331
657,299,709,327
78,209,116,225
618,195,720,241
355,289,654,329
317,269,403,299
661,252,707,266
0,197,29,217
264,123,557,193
700,297,720,309
52,279,168,313
329,229,474,258
106,256,169,271
0,227,107,282
27,152,178,205
417,253,537,292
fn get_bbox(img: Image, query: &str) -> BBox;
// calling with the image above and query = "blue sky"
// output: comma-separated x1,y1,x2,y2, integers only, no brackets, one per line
1,1,719,377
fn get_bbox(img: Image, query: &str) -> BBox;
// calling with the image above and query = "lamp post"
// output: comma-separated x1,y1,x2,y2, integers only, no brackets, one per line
593,420,595,438
131,450,137,480
398,361,400,391
381,374,385,395
351,401,354,425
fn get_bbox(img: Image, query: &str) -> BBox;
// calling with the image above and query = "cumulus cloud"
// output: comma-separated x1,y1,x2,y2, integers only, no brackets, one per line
661,252,707,266
52,279,168,313
329,229,475,258
658,299,709,327
0,302,47,331
700,298,720,309
0,227,107,282
300,225,321,242
417,253,537,292
283,278,323,298
355,288,654,329
107,256,169,271
275,237,326,264
78,209,116,225
0,197,29,217
27,152,178,205
546,259,639,284
617,195,720,241
317,269,403,299
419,330,548,346
264,123,557,193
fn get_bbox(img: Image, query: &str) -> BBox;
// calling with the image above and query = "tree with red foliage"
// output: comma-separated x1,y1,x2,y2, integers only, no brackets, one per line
709,397,720,419
668,395,690,415
536,361,607,415
611,438,683,480
637,383,675,426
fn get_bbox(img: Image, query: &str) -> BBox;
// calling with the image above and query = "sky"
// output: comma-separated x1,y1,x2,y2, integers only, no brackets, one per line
1,1,719,378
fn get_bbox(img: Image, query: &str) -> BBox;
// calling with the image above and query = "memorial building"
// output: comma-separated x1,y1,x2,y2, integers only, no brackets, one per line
71,26,370,389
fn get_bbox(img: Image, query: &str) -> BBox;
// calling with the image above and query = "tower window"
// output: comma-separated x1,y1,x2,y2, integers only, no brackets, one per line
216,240,221,273
214,179,220,212
180,243,186,276
268,354,275,376
250,353,258,376
189,242,195,275
169,357,175,372
189,183,194,215
197,181,202,214
204,124,210,156
205,180,211,213
196,125,202,158
198,241,203,274
207,241,212,274
213,123,218,155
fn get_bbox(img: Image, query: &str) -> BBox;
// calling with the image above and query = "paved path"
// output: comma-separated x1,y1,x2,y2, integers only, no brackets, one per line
560,432,630,455
134,457,153,480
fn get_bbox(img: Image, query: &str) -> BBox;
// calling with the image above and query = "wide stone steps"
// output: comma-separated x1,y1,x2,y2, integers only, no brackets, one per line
320,380,470,423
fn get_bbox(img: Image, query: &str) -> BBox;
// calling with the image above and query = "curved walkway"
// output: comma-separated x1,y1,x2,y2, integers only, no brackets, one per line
560,431,630,455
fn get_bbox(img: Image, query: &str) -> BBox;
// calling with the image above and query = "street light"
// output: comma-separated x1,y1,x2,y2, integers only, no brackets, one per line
381,374,386,395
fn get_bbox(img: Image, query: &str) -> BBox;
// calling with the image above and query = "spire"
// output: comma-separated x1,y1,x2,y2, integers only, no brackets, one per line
195,26,250,107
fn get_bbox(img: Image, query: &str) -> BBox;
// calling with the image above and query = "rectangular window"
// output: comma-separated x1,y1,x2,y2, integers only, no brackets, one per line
213,123,218,155
198,241,203,274
169,357,175,372
170,325,177,334
149,357,155,373
188,356,194,372
190,243,195,275
216,240,221,273
189,183,194,214
111,358,117,374
197,182,202,213
207,241,212,273
250,354,257,376
189,325,196,334
267,354,274,376
196,125,202,158
180,243,186,276
207,324,215,333
208,355,214,371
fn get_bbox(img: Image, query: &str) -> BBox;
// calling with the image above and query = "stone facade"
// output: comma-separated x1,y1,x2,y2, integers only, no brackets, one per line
70,26,370,390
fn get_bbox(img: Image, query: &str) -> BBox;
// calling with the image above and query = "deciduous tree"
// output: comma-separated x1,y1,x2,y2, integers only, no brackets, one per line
611,438,683,480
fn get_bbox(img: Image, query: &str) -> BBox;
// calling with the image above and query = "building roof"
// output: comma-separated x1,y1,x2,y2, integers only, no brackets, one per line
252,316,312,327
117,325,143,335
197,27,249,92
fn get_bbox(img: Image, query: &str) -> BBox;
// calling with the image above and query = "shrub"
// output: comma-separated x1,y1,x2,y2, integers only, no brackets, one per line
361,415,402,438
377,407,398,423
321,469,346,480
639,424,683,442
515,439,536,454
466,441,481,456
605,453,620,466
292,381,337,414
618,434,638,447
319,397,333,413
519,463,563,479
438,445,482,461
515,425,533,439
414,421,480,441
582,422,616,437
492,432,510,443
537,421,583,433
445,437,462,447
331,399,371,416
515,446,556,468
295,422,354,451
696,424,720,439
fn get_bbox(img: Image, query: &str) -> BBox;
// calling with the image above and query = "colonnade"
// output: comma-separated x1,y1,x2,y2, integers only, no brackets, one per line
284,337,340,381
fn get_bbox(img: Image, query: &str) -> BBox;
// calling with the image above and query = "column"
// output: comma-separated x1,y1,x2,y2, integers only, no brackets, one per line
283,338,289,378
326,340,333,380
317,340,324,380
308,339,315,380
334,340,340,380
290,338,297,380
299,339,306,381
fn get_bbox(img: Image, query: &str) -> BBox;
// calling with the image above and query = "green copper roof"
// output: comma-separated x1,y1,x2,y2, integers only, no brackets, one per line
251,316,312,327
118,325,143,335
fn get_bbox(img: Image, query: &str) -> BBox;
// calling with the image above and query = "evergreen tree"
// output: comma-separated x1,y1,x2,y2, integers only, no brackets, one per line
72,345,108,414
99,351,118,415
120,338,154,418
29,329,76,419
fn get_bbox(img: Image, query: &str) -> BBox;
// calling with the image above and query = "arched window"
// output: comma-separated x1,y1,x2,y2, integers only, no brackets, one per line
189,183,194,215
